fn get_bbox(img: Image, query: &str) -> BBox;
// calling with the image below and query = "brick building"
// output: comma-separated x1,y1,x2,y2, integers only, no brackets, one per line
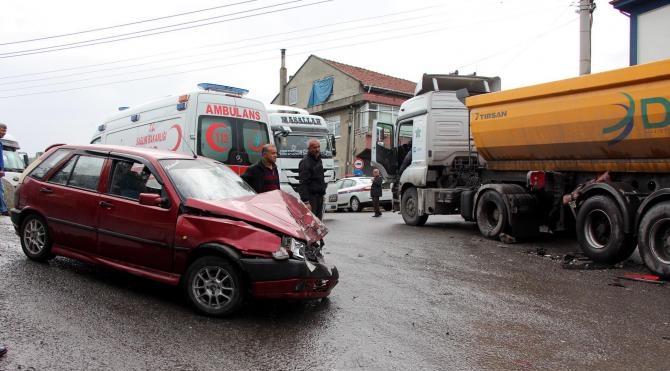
273,54,415,178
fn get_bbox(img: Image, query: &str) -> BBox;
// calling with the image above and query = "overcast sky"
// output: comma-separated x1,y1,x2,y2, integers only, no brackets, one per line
0,0,629,155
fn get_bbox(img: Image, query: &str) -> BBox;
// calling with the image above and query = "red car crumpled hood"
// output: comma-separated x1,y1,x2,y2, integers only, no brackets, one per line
184,190,328,244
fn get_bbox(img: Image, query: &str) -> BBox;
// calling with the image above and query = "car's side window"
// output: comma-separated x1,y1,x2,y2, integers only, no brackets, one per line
343,180,355,188
67,156,105,191
29,149,72,180
108,160,163,200
49,156,77,185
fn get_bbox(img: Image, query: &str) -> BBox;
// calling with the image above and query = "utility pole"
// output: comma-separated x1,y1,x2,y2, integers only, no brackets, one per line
579,0,596,75
279,49,287,105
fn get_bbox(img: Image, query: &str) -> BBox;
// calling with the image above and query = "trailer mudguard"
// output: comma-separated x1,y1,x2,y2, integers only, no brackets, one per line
576,182,639,234
635,188,670,231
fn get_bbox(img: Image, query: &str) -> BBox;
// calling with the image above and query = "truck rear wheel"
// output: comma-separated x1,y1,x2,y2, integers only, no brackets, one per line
401,187,428,226
476,190,508,239
576,195,634,264
637,202,670,277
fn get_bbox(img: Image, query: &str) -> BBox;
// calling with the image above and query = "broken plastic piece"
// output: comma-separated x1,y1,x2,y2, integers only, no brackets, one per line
618,273,664,284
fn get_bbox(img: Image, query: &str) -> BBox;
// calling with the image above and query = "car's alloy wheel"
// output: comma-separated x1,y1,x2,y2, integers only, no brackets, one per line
185,256,243,316
20,215,54,262
192,266,235,310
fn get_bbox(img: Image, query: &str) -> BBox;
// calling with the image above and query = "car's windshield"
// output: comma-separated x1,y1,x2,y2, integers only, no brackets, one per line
160,159,255,201
2,149,26,172
275,134,333,159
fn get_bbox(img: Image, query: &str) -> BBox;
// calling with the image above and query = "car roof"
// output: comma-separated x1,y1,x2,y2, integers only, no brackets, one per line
54,144,196,161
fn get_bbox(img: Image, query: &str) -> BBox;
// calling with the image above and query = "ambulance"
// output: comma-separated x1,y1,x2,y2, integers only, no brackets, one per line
92,83,272,175
266,104,336,200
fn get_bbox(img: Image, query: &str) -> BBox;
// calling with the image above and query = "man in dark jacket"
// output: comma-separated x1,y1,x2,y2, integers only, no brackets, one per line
240,144,280,193
371,168,383,217
299,139,326,219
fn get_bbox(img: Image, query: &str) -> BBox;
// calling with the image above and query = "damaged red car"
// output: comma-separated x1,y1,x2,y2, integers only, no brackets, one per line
10,145,338,316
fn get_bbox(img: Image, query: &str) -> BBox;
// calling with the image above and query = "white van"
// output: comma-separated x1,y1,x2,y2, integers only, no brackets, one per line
266,104,336,204
93,83,272,175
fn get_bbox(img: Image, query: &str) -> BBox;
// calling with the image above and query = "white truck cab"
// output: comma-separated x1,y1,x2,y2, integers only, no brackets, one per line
266,104,336,201
1,133,29,207
93,83,273,175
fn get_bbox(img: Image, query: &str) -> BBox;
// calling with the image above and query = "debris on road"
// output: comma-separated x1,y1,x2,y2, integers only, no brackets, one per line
618,273,665,285
499,233,517,244
562,254,595,270
608,279,627,288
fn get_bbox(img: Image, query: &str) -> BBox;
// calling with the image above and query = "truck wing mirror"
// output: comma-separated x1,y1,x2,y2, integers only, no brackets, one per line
330,134,337,156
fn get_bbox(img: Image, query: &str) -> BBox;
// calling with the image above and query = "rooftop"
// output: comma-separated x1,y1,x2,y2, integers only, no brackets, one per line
318,57,416,96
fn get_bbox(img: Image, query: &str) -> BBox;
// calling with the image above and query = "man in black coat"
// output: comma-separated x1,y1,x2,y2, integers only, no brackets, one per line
371,168,383,217
240,144,280,193
298,139,327,219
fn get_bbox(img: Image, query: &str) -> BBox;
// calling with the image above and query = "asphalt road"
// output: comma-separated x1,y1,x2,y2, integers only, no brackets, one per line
1,211,669,370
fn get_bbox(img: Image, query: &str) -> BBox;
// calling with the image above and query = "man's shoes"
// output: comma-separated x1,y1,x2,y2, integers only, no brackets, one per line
371,213,381,217
0,344,7,357
0,211,9,216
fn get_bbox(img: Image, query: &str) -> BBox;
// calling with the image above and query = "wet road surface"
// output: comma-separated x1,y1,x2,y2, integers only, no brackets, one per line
1,212,670,370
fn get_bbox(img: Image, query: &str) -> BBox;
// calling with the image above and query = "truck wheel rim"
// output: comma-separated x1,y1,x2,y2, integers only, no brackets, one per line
649,218,670,265
23,219,46,254
482,201,501,228
406,197,417,217
584,209,611,249
192,266,235,310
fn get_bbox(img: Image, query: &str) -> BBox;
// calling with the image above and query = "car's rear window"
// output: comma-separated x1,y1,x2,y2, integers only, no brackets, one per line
29,148,72,180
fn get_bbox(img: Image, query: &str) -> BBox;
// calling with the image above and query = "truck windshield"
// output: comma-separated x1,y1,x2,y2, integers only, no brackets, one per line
275,134,333,159
160,159,255,201
197,116,270,166
2,149,26,172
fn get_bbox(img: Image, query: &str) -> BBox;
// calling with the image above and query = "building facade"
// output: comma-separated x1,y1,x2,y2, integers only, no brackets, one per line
611,0,670,65
273,55,415,178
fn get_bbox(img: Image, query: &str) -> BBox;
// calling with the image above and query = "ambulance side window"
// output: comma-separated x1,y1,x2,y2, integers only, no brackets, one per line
240,120,269,164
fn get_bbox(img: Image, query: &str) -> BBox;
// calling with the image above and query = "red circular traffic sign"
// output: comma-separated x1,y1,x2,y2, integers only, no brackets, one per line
354,158,364,169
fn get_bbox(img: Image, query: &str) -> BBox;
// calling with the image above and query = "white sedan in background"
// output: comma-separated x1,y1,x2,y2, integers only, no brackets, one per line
325,177,392,212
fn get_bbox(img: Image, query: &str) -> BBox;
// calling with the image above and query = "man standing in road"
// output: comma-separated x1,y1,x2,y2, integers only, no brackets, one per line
299,139,326,219
0,123,8,216
371,168,383,217
240,144,280,194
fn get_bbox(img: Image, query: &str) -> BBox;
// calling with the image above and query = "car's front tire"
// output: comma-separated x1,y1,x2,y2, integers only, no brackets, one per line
184,256,244,317
350,196,362,212
20,214,54,262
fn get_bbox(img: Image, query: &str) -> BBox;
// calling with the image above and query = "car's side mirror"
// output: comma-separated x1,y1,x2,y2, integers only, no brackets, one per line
138,193,164,207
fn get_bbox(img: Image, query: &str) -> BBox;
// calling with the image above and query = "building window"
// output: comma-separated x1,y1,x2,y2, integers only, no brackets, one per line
288,87,298,105
325,115,341,138
359,103,399,133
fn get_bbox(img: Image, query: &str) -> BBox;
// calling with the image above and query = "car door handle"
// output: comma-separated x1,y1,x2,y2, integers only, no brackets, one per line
39,187,53,194
99,201,114,209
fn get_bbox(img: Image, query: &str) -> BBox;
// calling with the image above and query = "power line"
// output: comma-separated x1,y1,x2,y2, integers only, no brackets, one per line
0,8,453,87
0,18,452,92
0,17,578,100
0,0,331,59
0,0,259,46
0,4,446,80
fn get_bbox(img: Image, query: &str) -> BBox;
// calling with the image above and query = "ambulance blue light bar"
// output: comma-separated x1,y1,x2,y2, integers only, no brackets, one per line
197,83,248,96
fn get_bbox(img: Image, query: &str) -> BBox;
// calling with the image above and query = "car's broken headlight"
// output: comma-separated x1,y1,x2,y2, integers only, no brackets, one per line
279,236,306,260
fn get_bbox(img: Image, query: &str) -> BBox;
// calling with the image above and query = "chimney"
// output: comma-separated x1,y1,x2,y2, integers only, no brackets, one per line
279,49,288,105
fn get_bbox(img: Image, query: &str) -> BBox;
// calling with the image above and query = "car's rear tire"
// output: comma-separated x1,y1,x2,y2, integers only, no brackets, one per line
401,187,428,226
20,214,54,262
184,256,244,317
637,202,670,277
576,195,635,264
350,197,362,212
